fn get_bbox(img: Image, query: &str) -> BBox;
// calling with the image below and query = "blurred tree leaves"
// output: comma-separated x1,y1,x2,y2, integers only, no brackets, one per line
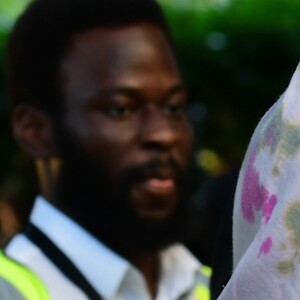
162,0,300,165
0,0,31,20
0,0,33,183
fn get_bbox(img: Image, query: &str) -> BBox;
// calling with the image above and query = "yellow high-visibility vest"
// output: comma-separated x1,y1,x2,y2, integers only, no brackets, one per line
0,251,50,300
0,249,211,300
193,265,212,300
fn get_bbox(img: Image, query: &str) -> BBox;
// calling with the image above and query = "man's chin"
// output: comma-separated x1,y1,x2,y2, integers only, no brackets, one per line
129,186,179,222
137,210,176,221
99,204,190,257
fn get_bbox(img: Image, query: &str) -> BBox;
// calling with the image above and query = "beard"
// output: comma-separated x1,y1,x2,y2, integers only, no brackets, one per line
54,131,193,258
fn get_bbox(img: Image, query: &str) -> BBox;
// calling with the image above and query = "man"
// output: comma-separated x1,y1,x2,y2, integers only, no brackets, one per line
0,0,211,299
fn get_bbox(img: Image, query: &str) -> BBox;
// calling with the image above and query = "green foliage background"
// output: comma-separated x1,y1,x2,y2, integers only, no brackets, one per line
1,0,300,181
162,0,300,166
0,0,33,184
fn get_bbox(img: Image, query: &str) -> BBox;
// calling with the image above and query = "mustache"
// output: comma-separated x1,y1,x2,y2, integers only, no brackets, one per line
116,157,187,191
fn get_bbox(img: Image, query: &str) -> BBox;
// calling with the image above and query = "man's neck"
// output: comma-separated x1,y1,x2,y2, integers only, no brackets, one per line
130,252,159,299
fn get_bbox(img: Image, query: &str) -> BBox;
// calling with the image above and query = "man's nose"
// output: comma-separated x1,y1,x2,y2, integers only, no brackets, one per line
138,108,179,151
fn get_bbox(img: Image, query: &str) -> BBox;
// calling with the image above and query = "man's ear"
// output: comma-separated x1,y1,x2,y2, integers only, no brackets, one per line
12,105,57,158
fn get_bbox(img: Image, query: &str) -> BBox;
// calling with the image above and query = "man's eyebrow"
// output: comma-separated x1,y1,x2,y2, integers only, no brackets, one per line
169,84,186,93
165,84,187,98
89,84,187,102
91,87,141,99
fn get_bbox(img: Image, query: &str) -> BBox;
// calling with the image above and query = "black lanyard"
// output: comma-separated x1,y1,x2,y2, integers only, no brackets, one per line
25,223,103,300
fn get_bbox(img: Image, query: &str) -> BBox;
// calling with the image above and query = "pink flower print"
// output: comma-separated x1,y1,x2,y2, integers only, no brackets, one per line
263,195,278,224
241,147,265,223
241,145,277,224
258,236,272,257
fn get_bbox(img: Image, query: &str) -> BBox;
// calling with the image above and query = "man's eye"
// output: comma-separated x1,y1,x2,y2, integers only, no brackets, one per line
107,106,132,118
163,102,185,116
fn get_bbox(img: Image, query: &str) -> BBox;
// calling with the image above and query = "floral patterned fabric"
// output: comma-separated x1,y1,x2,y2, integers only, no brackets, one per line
218,63,300,300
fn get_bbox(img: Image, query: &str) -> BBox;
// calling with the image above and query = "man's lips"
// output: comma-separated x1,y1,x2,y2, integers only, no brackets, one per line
132,173,177,202
136,166,178,194
131,176,177,219
142,178,175,193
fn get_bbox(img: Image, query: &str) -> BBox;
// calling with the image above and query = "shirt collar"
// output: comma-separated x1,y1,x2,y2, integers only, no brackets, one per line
30,196,201,300
30,196,130,299
159,244,201,299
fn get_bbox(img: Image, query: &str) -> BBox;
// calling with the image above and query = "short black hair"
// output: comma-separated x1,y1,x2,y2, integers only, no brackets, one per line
6,0,171,116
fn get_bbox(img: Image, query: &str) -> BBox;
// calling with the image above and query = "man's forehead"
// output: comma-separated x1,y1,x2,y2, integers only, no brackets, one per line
65,22,169,57
60,22,178,91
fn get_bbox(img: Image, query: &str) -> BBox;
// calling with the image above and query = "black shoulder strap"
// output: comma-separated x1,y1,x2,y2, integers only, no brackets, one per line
25,224,102,300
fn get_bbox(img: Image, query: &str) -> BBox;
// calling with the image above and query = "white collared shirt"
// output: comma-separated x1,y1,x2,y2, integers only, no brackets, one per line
6,196,203,300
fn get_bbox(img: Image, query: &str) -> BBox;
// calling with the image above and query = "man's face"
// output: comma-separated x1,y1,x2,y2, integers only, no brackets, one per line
57,23,193,254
